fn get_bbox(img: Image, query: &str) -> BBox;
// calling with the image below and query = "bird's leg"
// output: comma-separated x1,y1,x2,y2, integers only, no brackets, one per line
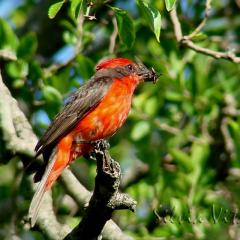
94,139,112,173
92,139,110,151
73,135,110,147
73,138,110,149
91,140,118,176
73,137,109,161
73,138,115,173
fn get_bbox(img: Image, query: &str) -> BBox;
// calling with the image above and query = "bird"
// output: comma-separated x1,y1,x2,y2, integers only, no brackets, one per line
28,57,158,227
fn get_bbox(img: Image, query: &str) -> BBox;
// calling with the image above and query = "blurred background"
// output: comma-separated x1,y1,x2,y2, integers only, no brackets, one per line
1,0,240,239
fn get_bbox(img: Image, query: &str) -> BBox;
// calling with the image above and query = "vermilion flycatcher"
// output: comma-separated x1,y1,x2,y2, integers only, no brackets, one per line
29,58,157,226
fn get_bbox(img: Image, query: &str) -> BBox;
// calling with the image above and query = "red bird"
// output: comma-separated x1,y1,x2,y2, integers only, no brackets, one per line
29,58,157,226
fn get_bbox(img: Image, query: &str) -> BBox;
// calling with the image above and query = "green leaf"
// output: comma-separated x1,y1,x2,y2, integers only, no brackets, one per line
70,0,84,19
165,0,176,11
133,93,148,110
42,85,62,103
144,97,158,116
137,0,161,42
229,119,240,133
111,7,135,48
170,148,192,172
6,60,28,79
76,55,94,79
12,79,25,88
29,61,43,84
165,91,183,101
191,32,208,42
17,32,37,60
131,121,150,140
60,20,76,33
190,141,209,179
191,141,209,166
50,69,72,94
63,31,77,45
0,18,19,52
48,1,65,19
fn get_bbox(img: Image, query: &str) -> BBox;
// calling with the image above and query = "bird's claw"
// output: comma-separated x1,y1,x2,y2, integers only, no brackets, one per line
73,138,110,151
93,139,110,152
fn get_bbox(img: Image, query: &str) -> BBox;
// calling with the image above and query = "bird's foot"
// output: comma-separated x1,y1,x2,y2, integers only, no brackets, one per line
93,139,110,152
73,138,110,151
83,139,110,162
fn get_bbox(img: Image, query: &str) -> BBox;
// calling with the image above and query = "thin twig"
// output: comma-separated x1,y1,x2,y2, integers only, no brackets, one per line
134,110,201,142
182,39,240,63
76,13,84,52
170,7,182,41
43,13,85,77
84,1,96,20
221,117,235,159
169,2,240,63
109,17,118,54
187,0,212,39
43,57,76,77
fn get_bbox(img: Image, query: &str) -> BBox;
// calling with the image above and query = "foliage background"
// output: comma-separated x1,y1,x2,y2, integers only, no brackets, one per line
1,0,240,239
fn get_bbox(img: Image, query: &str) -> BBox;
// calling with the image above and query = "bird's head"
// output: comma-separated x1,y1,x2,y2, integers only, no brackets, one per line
96,58,158,84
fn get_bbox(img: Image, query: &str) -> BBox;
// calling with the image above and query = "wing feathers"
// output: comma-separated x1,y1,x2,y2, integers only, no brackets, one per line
35,74,113,158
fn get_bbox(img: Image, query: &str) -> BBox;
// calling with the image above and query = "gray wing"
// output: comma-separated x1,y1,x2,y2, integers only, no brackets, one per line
35,73,113,158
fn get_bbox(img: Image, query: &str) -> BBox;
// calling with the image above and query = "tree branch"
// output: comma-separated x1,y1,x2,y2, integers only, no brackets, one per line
109,17,118,54
61,169,135,240
170,5,183,42
169,2,240,63
187,0,211,39
0,49,17,61
0,72,37,158
32,190,71,240
64,141,136,240
0,70,70,239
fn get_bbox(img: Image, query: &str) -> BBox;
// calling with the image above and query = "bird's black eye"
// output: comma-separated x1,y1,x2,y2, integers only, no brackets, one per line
127,64,134,71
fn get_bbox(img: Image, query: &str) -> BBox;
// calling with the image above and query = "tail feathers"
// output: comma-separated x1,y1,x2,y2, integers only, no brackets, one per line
28,151,56,227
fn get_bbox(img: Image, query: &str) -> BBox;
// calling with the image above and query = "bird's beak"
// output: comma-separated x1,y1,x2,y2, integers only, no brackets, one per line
137,64,159,84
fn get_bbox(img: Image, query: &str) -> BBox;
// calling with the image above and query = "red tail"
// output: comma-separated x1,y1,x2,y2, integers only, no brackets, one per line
28,135,73,227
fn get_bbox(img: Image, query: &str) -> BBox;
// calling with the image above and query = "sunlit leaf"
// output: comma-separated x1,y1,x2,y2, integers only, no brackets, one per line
138,0,161,42
63,31,77,44
191,32,208,42
48,1,65,19
144,97,158,116
6,60,28,79
17,32,37,60
165,91,183,101
76,55,94,80
170,148,192,172
70,0,84,19
131,121,150,140
12,79,25,88
165,0,176,11
111,7,135,48
0,18,19,51
29,61,43,84
42,85,62,103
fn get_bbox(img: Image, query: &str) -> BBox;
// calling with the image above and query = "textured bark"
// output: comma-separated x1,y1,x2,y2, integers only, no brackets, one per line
65,141,136,240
